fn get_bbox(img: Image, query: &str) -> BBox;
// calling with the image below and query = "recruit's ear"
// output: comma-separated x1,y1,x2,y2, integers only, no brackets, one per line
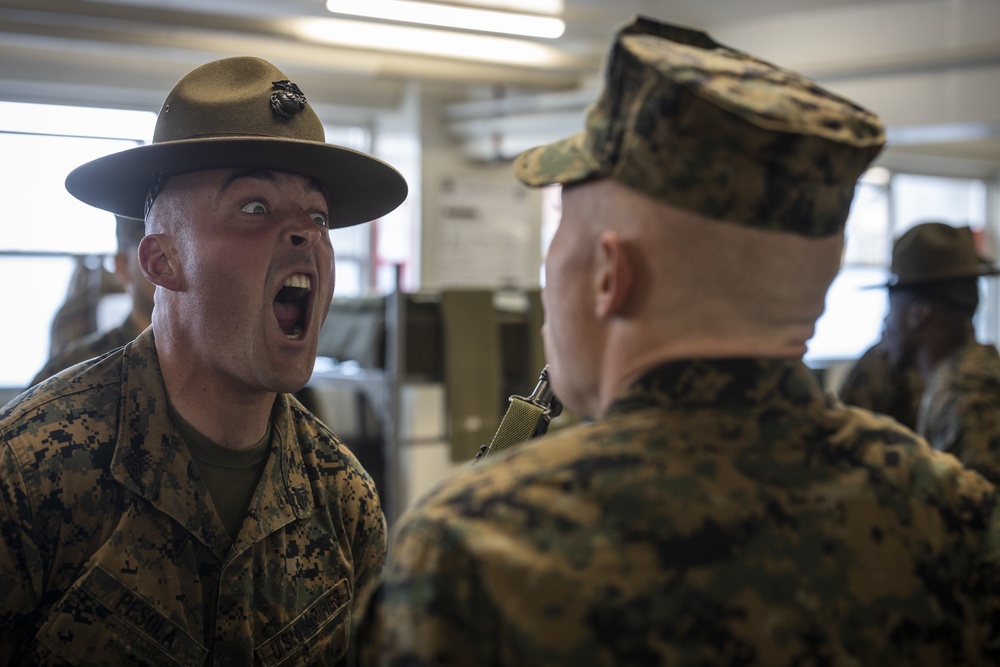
594,230,634,318
906,298,933,331
138,234,182,292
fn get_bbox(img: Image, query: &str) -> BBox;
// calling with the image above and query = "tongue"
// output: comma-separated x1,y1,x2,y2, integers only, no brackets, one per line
273,301,300,335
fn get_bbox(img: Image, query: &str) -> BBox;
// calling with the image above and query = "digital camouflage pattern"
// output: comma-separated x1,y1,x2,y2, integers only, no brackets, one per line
513,16,886,237
838,340,924,430
0,328,387,666
29,318,143,388
917,341,1000,486
354,358,1000,666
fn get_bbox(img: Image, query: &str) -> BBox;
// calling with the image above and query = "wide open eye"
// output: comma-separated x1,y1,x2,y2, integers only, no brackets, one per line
311,211,330,228
241,199,268,215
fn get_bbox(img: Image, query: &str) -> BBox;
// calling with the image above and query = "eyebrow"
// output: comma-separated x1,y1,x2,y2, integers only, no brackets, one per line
219,168,277,193
219,168,326,199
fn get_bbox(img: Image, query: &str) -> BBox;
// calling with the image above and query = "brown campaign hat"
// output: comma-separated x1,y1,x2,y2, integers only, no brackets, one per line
66,56,407,228
885,222,1000,288
514,16,886,237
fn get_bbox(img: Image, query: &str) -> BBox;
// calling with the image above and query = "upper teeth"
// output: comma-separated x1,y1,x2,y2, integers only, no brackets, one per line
285,274,311,290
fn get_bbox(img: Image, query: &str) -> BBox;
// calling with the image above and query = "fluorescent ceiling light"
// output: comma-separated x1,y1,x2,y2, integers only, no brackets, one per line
325,0,565,39
296,18,567,66
444,0,563,14
885,122,1000,145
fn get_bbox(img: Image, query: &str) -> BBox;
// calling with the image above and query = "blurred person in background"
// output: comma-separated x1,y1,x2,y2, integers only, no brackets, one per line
880,221,1000,485
838,338,924,430
29,214,154,387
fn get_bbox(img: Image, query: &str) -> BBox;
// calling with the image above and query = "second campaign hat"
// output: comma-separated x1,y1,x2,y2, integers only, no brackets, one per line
66,56,407,228
514,16,886,237
885,222,1000,288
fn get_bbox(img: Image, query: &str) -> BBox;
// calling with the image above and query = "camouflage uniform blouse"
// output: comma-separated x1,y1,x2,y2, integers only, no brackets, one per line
917,341,1000,486
0,328,387,666
354,358,1000,666
838,340,924,431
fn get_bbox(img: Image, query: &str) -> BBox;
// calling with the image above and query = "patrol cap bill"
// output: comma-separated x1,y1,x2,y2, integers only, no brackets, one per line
66,56,407,228
514,15,886,237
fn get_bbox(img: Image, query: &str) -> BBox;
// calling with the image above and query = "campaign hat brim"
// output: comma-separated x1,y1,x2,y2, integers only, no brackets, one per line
66,136,407,228
863,264,1000,290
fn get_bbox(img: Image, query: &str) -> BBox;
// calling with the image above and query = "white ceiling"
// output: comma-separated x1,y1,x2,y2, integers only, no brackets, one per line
0,0,998,169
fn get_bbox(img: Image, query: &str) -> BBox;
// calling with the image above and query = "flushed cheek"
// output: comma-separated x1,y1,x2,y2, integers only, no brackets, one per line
321,258,336,296
199,270,268,336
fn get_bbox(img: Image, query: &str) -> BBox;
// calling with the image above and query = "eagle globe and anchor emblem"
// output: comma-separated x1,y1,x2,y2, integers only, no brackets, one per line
270,80,307,118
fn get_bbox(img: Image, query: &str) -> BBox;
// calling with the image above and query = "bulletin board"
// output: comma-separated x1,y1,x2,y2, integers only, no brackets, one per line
437,179,533,288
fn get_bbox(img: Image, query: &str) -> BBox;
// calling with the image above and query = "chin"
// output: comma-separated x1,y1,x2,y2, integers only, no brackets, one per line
271,381,308,396
266,367,313,395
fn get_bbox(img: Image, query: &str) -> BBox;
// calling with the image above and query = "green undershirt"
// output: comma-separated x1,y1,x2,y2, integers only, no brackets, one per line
168,403,272,544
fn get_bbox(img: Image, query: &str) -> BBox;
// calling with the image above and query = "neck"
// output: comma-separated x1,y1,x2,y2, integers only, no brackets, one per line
597,319,810,415
154,327,276,450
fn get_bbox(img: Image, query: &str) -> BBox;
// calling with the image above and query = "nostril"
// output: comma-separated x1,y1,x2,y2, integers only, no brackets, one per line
291,234,307,246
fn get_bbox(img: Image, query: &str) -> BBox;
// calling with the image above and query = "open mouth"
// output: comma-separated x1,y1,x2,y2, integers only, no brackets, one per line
273,273,311,340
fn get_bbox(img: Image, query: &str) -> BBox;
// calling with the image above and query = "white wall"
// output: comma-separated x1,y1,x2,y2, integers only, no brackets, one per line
417,90,544,291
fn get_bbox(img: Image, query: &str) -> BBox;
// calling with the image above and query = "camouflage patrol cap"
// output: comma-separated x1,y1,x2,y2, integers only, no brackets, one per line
514,16,886,237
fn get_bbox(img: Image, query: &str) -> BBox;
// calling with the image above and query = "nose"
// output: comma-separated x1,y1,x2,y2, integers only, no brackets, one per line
286,211,323,247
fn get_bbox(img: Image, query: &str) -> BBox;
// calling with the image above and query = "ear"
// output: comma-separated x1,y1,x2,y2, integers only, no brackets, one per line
905,298,933,331
594,230,633,318
138,234,182,291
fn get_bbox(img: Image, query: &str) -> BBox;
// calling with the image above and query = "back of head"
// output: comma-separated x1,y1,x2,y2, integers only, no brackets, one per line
597,182,847,353
647,200,847,343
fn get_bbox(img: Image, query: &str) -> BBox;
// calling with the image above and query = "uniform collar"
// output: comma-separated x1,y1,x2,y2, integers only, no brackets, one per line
109,328,314,560
606,357,826,416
